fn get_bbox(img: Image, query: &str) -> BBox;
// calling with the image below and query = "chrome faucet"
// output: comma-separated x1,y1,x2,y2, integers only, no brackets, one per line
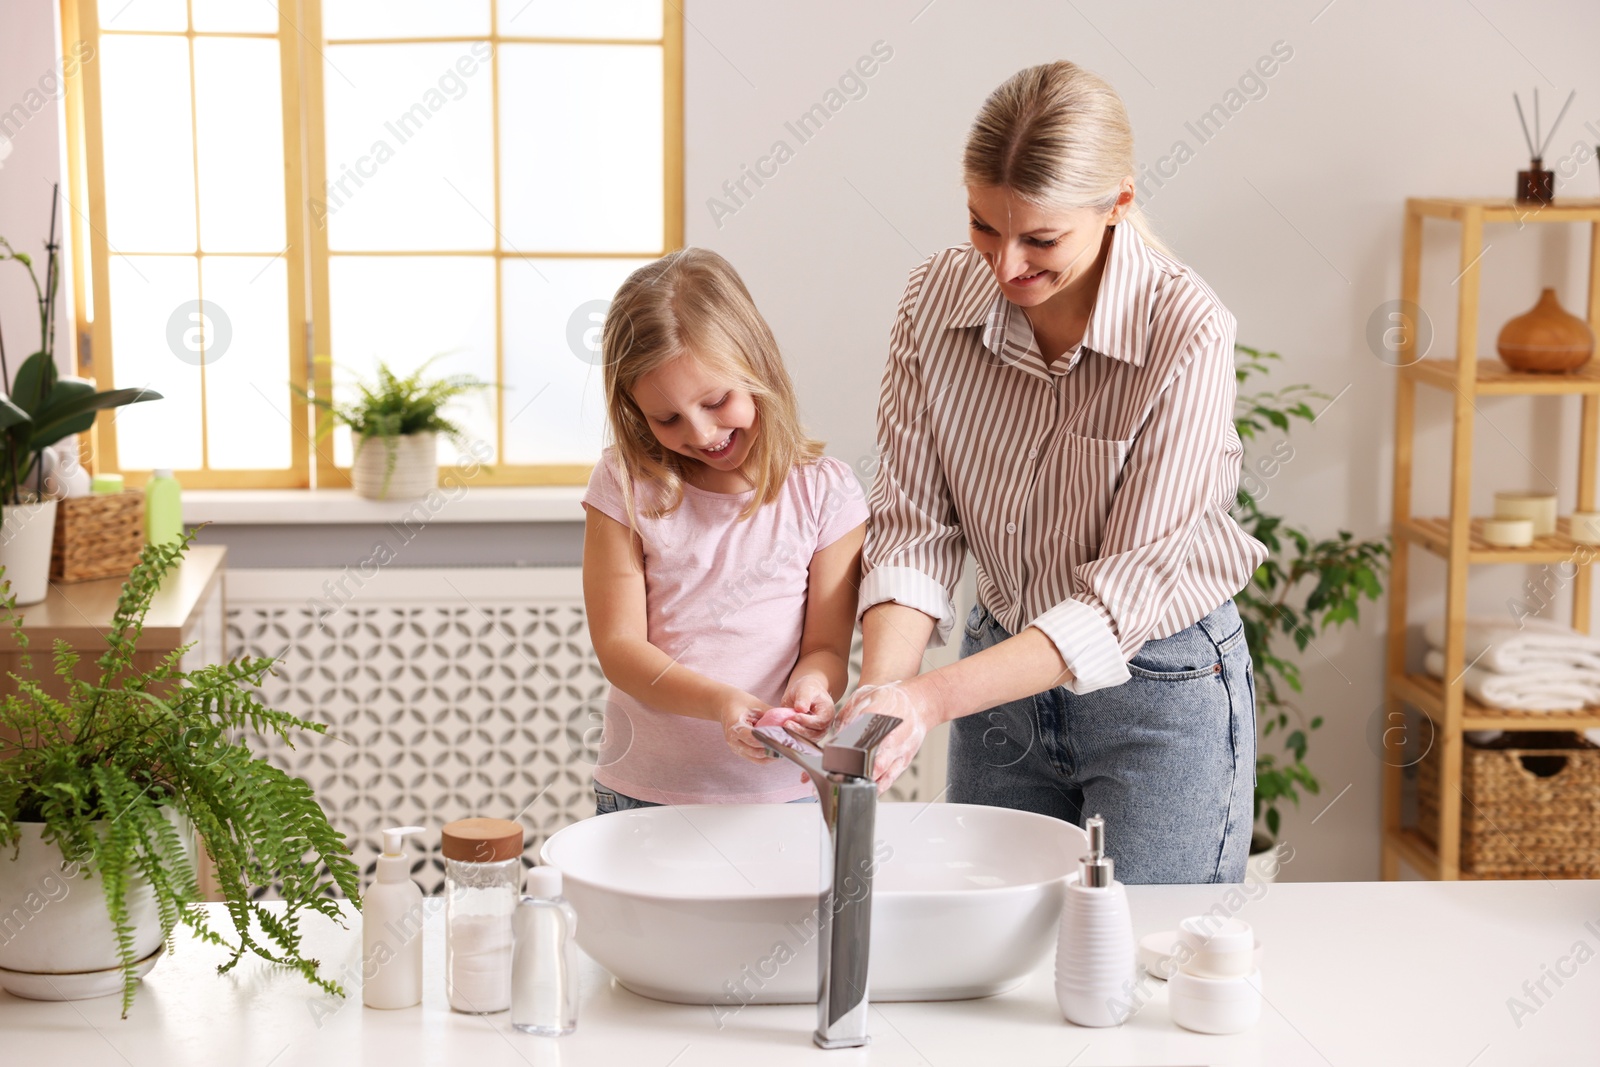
754,713,902,1050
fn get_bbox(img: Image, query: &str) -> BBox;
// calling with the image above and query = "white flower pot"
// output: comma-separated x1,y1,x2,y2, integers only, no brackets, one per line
351,431,438,501
0,498,58,605
1245,839,1286,885
0,814,193,999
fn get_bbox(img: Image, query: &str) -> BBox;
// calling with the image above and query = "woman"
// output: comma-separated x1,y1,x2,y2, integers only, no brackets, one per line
844,61,1267,884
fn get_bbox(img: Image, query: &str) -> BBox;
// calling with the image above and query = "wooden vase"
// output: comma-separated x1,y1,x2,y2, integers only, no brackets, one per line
1497,287,1594,373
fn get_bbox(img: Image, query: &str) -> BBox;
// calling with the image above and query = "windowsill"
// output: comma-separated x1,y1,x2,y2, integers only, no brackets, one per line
182,486,586,526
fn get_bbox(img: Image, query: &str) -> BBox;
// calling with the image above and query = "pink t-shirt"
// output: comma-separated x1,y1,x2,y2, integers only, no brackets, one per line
582,451,869,803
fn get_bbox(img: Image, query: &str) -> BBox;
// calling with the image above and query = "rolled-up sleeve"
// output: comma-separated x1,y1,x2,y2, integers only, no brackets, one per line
1029,312,1246,693
859,266,966,648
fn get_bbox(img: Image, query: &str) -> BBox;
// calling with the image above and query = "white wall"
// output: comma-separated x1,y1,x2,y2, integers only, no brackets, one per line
0,0,74,384
684,0,1600,880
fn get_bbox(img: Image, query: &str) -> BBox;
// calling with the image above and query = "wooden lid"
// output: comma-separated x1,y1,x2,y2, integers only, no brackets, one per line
441,818,524,863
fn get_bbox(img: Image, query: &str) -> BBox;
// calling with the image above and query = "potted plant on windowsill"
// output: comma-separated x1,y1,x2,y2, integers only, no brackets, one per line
295,356,491,501
1232,345,1391,882
0,532,361,1015
1,188,161,603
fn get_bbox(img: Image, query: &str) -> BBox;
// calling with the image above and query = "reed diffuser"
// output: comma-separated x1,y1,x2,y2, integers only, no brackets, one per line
1513,87,1575,204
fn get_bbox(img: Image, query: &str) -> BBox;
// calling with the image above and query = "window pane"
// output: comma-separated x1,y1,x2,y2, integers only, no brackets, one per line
499,0,662,40
328,256,497,466
321,43,496,251
501,257,645,465
202,257,292,470
194,38,286,253
191,0,278,33
322,0,490,39
108,255,202,470
100,36,196,253
499,44,663,253
98,0,186,31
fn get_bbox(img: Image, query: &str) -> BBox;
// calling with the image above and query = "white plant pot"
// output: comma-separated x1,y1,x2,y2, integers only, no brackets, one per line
0,498,58,605
0,813,194,999
351,431,438,501
1245,840,1285,885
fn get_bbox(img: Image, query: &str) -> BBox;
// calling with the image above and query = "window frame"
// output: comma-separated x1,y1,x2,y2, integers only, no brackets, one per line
60,0,684,489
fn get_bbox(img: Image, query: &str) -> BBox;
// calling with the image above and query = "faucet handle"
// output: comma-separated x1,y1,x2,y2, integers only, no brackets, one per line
822,714,903,778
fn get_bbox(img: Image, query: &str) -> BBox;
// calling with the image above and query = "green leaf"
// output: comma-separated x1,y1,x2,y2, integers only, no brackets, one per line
10,351,55,415
27,382,163,449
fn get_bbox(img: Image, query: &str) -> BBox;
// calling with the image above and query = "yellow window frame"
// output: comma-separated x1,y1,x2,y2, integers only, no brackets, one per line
59,0,684,489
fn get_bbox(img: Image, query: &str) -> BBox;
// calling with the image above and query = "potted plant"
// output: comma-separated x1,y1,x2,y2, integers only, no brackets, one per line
0,188,160,603
0,532,361,1015
295,356,490,501
1232,344,1391,881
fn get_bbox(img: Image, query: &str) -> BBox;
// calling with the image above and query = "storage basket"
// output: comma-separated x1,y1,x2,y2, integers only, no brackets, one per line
49,490,146,583
1416,730,1600,877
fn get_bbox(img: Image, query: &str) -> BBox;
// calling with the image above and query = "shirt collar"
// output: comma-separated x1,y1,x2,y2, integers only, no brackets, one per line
944,222,1158,370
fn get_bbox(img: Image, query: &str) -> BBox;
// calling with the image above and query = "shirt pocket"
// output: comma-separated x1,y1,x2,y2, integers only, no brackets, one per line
1056,432,1132,558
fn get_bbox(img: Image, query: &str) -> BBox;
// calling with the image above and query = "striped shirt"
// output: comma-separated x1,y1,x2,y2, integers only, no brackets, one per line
858,222,1267,695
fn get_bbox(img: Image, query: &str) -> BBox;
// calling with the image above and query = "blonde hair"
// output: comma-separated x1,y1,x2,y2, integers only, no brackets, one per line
963,61,1170,256
601,247,823,523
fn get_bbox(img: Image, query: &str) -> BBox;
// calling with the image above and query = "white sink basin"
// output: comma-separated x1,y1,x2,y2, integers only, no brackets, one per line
539,801,1084,1004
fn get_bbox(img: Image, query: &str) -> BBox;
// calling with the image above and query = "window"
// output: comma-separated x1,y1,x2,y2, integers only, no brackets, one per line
61,0,682,488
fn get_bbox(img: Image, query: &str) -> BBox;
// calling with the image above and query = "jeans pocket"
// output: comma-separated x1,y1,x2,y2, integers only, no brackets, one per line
593,784,619,815
963,604,987,642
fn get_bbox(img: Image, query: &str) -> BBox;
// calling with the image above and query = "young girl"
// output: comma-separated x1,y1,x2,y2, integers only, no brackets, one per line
581,247,868,811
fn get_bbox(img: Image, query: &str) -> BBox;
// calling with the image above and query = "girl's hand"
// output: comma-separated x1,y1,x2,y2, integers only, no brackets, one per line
720,696,773,763
835,680,933,793
780,673,835,744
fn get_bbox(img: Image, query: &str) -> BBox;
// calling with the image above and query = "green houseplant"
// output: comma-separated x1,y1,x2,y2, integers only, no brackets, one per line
0,532,361,1015
294,356,490,501
0,190,162,602
1232,344,1391,858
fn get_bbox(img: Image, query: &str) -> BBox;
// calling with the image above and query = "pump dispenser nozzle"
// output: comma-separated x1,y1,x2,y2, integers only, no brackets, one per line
1077,814,1114,888
377,825,425,883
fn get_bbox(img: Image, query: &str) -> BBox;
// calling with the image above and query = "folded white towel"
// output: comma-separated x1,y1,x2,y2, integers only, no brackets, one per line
1423,649,1599,711
1422,615,1600,673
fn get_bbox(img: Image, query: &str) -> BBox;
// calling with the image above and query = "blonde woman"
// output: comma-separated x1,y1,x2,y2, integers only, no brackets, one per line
582,248,867,812
844,62,1267,884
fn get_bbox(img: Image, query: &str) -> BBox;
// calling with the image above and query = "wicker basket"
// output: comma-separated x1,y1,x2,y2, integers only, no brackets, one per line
50,490,146,583
1417,731,1600,877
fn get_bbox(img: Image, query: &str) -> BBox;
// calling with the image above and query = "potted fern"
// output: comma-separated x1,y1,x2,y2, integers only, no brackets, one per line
0,533,360,1015
1232,345,1390,880
296,356,490,501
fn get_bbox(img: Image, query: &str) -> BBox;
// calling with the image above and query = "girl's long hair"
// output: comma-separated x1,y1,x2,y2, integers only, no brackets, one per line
963,60,1170,256
600,247,823,523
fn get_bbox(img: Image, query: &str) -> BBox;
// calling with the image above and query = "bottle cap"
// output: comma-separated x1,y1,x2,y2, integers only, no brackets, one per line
524,864,562,898
91,473,125,495
1077,813,1114,887
441,817,524,863
152,468,174,479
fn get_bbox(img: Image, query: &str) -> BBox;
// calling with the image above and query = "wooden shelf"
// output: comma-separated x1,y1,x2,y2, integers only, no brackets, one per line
1407,197,1600,223
1397,515,1600,563
1404,358,1600,395
1391,671,1600,731
1383,827,1561,880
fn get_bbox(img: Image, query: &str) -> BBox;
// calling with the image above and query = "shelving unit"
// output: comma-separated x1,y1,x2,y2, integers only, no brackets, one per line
1382,197,1600,880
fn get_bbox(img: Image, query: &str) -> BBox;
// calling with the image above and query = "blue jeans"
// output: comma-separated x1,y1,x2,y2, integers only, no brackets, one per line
593,782,818,815
948,599,1256,885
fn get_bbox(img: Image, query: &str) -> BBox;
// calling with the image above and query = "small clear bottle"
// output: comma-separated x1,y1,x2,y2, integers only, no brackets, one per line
442,817,524,1014
512,864,579,1035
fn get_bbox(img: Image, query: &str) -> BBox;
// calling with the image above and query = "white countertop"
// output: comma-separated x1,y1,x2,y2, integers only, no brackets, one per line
2,880,1594,1066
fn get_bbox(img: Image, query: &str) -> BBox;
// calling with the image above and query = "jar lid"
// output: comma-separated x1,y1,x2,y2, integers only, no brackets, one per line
1138,929,1181,979
441,817,524,863
1178,915,1254,956
1168,967,1262,1003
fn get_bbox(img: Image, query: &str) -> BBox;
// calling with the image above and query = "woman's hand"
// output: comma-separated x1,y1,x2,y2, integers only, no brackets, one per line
720,695,774,764
835,679,937,793
780,672,836,744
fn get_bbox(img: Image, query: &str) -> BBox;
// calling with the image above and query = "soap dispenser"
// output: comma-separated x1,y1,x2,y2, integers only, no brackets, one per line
1055,814,1136,1027
363,825,426,1009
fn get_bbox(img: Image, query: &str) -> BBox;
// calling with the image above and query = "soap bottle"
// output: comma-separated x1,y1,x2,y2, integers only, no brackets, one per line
511,864,578,1036
1055,814,1136,1027
145,468,183,546
362,825,426,1009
